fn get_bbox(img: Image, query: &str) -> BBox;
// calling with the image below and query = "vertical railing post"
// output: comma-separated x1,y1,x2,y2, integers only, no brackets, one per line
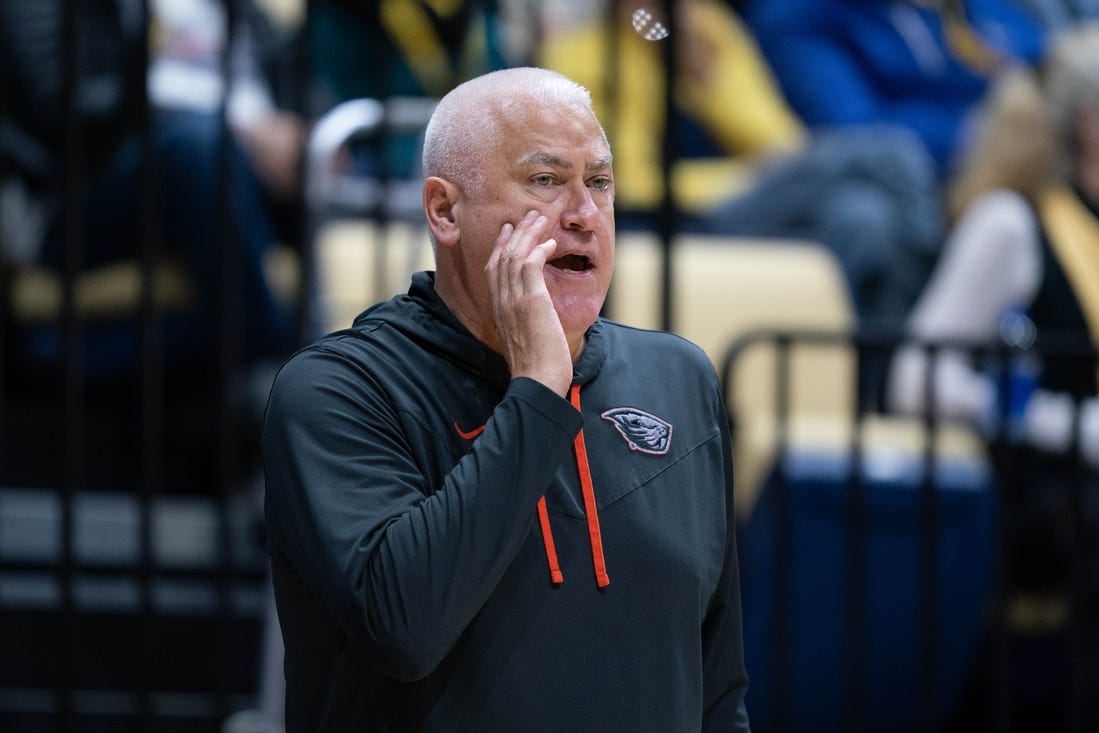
215,0,242,721
990,341,1015,733
59,0,86,728
919,342,941,732
1064,401,1085,733
294,0,315,347
0,3,8,498
771,335,793,733
658,0,677,333
846,332,867,733
135,0,163,728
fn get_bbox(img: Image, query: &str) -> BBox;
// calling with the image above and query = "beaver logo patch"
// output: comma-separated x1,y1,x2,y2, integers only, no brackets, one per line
600,408,673,455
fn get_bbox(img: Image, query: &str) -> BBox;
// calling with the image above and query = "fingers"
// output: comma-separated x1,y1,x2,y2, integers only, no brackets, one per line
484,210,572,391
485,221,515,276
494,210,544,268
487,210,554,299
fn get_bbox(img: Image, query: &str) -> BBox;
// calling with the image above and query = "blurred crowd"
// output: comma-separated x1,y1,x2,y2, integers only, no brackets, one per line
4,0,1099,729
3,0,1099,548
3,0,1099,527
4,0,1094,396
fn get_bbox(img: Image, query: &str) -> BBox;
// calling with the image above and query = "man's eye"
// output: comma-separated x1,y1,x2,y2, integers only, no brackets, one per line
590,176,612,191
531,174,555,186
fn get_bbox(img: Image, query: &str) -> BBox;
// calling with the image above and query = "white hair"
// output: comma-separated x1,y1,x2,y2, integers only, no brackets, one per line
948,22,1099,214
1042,22,1099,136
421,67,601,198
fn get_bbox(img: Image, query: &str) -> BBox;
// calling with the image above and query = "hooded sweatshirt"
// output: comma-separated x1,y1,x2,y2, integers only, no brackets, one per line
262,272,750,732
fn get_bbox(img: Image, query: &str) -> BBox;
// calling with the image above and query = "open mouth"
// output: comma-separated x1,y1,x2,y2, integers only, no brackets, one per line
548,254,593,273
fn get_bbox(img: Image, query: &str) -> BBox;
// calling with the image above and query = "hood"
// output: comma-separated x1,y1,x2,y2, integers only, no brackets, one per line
356,271,609,388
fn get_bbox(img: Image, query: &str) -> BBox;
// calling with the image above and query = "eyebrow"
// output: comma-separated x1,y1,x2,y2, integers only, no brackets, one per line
518,151,613,171
588,155,614,171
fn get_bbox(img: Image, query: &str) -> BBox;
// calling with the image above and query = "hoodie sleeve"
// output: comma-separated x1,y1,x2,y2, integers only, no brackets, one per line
701,380,751,732
262,346,583,681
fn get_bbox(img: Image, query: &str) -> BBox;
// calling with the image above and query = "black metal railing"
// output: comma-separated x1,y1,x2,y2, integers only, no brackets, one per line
721,328,1099,733
6,2,1097,732
0,1,298,730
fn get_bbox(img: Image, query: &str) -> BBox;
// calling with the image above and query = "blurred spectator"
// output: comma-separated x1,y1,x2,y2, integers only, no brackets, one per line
1018,0,1099,28
745,0,1046,177
0,0,298,382
888,22,1099,452
152,0,307,207
886,23,1099,585
307,0,515,104
305,0,514,183
539,0,944,327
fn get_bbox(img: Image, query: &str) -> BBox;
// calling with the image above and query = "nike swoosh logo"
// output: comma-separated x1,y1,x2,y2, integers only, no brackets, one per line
453,421,486,440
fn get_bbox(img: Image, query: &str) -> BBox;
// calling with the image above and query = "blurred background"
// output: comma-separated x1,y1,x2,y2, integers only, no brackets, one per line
2,0,1099,731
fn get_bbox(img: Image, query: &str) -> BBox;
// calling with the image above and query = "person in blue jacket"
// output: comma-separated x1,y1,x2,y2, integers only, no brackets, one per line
745,0,1046,175
262,67,751,731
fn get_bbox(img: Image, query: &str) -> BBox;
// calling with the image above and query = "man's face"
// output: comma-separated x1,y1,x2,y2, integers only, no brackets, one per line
454,101,615,343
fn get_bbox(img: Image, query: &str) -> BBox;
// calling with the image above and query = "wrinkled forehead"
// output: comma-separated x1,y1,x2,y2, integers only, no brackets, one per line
493,99,612,164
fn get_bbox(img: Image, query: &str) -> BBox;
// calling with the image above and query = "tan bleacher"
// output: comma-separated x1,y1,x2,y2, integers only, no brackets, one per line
611,231,989,518
314,219,434,332
7,245,299,325
20,221,985,520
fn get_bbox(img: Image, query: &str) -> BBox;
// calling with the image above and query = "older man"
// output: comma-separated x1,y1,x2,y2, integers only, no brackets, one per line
263,67,750,732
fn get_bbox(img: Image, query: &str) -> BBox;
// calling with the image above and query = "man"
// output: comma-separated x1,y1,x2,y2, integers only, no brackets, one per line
262,66,750,731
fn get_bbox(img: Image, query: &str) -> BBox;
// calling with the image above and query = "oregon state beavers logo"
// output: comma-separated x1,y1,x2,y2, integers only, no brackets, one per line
600,408,672,455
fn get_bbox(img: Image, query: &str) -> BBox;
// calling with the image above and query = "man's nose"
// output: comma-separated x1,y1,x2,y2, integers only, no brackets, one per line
560,181,599,230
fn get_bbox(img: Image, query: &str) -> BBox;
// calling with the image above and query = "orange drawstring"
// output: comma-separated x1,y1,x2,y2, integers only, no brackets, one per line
534,386,611,589
534,385,611,588
569,384,610,588
537,497,564,584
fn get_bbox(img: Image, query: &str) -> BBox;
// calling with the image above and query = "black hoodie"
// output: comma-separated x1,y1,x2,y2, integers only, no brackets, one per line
263,272,750,731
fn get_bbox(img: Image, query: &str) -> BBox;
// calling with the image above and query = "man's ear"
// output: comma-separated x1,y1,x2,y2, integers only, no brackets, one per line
424,176,461,247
